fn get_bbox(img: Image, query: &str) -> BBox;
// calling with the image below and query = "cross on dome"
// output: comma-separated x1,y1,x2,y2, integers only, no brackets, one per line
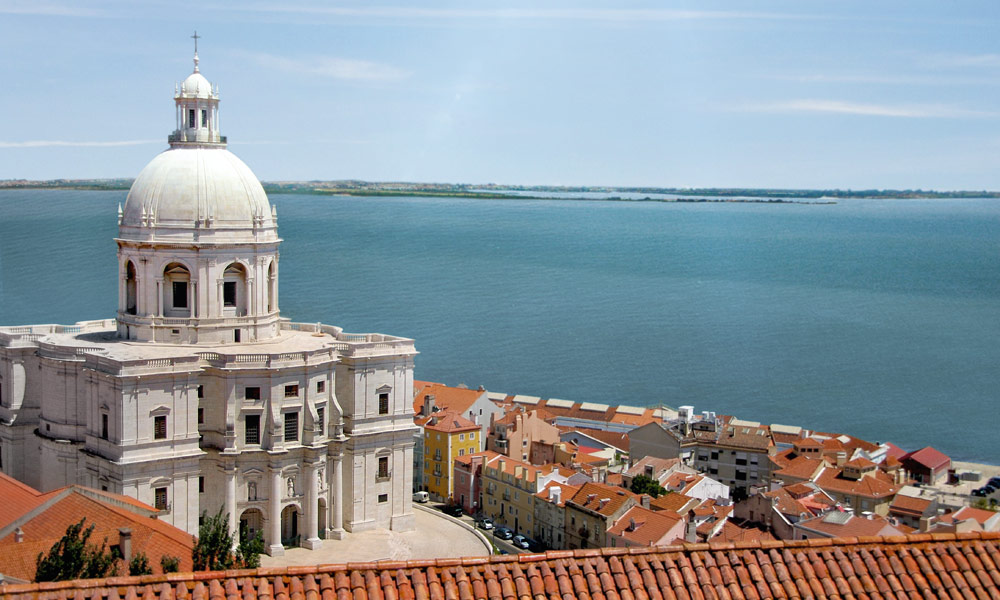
191,31,201,72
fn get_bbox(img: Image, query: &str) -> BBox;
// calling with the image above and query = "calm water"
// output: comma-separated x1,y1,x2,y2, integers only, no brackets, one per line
1,190,998,463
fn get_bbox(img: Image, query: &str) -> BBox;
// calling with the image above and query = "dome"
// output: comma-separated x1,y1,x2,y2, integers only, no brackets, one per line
180,71,213,98
120,147,276,240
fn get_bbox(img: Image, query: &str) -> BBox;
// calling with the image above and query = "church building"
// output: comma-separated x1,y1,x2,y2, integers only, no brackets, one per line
0,46,417,555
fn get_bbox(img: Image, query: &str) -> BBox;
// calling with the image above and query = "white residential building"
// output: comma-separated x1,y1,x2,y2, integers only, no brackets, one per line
0,50,417,556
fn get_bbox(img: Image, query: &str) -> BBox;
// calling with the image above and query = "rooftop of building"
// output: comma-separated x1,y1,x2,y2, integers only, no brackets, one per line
5,532,1000,600
902,446,952,471
413,382,487,416
606,505,684,546
566,482,637,518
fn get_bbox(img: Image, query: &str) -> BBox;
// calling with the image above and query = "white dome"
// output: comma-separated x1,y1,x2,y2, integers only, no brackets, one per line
180,71,213,98
121,147,275,240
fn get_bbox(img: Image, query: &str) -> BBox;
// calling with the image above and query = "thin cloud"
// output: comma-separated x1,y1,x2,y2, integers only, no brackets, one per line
243,52,410,81
0,0,104,16
0,140,160,148
216,4,813,22
770,73,999,87
737,99,998,119
921,53,1000,69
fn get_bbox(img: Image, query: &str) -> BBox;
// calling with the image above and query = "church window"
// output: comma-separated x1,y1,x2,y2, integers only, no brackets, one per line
378,393,389,415
285,384,299,398
284,412,299,441
153,415,167,439
316,407,324,433
197,385,204,398
377,456,389,479
378,494,388,503
317,381,325,393
245,415,260,444
154,487,168,510
223,281,237,307
172,281,188,308
199,477,204,493
245,387,261,401
101,413,109,440
198,408,204,424
188,109,195,128
201,109,207,127
125,261,137,315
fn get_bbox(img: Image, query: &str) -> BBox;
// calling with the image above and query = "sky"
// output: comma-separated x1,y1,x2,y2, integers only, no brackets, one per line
1,1,999,190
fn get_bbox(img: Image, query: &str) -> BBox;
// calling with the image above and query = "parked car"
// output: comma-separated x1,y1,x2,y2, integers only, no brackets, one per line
441,504,464,517
494,527,513,540
476,518,494,530
511,535,530,550
413,491,429,503
972,488,987,497
988,477,1000,487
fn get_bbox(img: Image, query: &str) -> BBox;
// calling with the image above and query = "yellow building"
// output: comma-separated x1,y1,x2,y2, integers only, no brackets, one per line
421,411,481,502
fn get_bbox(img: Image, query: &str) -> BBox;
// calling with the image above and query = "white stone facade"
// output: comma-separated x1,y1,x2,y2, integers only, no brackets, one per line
0,51,417,555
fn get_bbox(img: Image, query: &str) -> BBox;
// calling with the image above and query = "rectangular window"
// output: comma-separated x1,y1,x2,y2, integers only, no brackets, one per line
101,413,109,440
172,281,188,308
470,432,475,440
284,412,299,441
153,415,167,440
245,415,260,444
201,109,207,127
198,408,204,424
245,387,261,401
223,281,237,307
199,476,204,493
317,381,325,393
197,385,204,398
459,449,465,456
378,493,388,503
459,433,465,441
378,456,389,479
154,487,168,510
188,109,195,128
285,384,299,398
316,407,325,434
378,393,389,415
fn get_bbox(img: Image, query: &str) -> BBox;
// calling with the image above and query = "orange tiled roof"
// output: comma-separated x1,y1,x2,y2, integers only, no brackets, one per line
606,506,684,546
413,383,486,416
0,471,47,528
424,410,479,433
795,511,902,538
0,487,194,581
5,533,1000,600
889,494,933,517
567,482,636,518
648,492,697,515
902,446,951,471
813,466,900,500
714,520,776,544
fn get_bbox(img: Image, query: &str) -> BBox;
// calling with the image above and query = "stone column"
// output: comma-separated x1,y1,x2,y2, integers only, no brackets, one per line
303,462,321,549
156,279,163,316
268,468,283,556
330,456,345,539
226,466,237,549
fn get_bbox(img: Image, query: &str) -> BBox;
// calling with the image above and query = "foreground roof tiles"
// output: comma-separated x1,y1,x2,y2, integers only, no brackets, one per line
5,532,1000,600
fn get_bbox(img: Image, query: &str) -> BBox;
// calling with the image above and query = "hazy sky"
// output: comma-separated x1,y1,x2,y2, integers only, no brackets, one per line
2,1,999,190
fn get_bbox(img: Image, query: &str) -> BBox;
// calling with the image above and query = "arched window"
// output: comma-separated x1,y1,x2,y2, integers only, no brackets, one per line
163,263,192,318
125,261,137,315
222,262,248,316
267,260,276,313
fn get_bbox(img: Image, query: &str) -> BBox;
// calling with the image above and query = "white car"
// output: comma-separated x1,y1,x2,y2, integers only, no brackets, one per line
412,491,430,503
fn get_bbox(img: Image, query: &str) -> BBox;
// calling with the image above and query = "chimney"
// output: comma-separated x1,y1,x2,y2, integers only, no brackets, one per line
550,486,562,504
478,385,485,392
118,528,132,561
422,395,435,417
599,498,610,510
641,494,651,509
627,518,638,532
685,520,698,542
13,527,24,543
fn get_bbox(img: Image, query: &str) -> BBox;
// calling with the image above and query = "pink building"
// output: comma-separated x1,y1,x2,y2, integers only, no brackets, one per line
487,408,560,464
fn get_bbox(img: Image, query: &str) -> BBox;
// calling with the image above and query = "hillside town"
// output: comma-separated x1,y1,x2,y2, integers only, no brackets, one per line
411,380,1000,552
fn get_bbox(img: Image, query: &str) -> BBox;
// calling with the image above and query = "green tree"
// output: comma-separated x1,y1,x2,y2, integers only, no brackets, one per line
160,555,180,573
128,552,152,576
192,508,264,571
34,518,119,582
630,474,667,498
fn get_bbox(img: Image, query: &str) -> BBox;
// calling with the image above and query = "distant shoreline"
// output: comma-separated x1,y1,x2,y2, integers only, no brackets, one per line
1,179,997,201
